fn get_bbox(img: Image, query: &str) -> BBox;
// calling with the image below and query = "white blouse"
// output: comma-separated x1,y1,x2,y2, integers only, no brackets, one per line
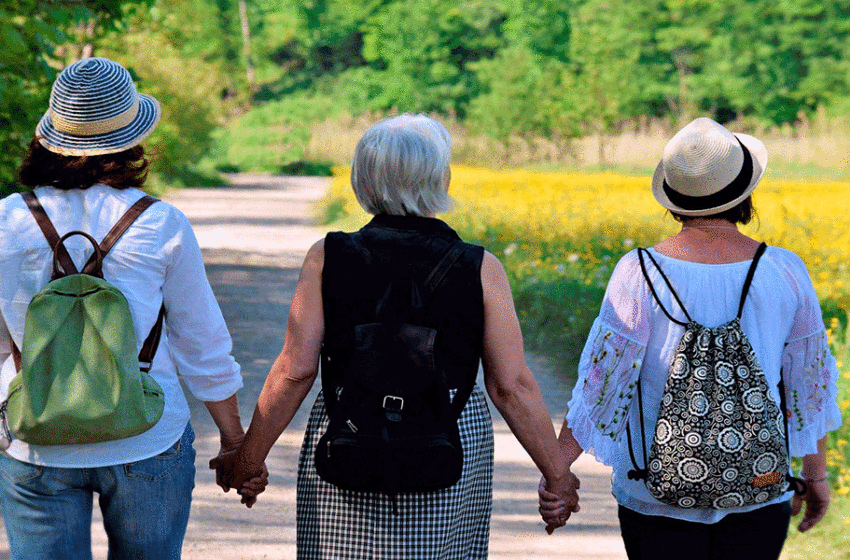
0,185,242,468
567,246,843,523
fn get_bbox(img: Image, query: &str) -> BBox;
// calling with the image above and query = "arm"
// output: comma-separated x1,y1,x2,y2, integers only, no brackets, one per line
539,417,586,532
479,252,576,510
205,392,245,453
792,436,830,532
212,240,326,497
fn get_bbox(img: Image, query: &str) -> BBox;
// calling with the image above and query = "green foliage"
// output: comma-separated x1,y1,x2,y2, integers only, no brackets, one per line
501,0,572,63
207,0,850,174
95,0,234,185
359,0,508,115
467,46,581,142
200,93,339,173
0,0,151,197
568,1,645,137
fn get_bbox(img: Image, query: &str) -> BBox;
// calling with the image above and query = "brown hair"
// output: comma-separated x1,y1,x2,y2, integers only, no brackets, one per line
671,195,756,225
18,138,149,191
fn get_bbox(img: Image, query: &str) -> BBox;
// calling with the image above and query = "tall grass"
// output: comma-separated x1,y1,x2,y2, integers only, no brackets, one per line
298,113,850,178
201,101,850,180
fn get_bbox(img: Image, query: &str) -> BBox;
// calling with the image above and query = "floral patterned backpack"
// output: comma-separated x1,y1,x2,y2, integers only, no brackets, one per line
626,243,805,509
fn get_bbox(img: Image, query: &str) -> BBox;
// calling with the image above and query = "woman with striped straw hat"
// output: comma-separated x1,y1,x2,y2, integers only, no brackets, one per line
0,57,260,560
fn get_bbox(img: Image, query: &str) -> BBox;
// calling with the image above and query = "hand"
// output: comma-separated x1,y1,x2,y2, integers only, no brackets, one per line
236,469,270,508
539,470,581,534
792,478,830,532
209,448,268,508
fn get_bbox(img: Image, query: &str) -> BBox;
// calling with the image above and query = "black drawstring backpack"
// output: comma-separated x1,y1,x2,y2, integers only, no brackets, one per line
627,243,805,509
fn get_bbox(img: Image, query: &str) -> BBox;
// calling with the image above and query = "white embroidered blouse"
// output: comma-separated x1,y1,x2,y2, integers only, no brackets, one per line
567,246,843,523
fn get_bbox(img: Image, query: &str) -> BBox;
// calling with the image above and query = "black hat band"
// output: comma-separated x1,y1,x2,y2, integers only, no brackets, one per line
662,139,753,211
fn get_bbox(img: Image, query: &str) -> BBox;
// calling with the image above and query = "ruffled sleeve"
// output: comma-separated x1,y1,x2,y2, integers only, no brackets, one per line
566,251,651,466
779,251,843,456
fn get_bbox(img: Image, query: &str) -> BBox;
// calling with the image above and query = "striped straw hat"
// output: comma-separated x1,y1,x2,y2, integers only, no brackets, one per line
651,117,767,217
36,57,161,156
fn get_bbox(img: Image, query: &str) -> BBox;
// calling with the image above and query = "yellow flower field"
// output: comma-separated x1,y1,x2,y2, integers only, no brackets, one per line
325,165,850,313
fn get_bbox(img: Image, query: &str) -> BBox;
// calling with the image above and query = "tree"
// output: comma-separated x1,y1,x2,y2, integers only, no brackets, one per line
467,46,581,144
568,0,645,162
359,0,508,115
0,0,150,196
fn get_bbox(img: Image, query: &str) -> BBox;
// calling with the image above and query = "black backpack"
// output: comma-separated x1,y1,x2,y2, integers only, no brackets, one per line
315,234,472,502
627,243,804,509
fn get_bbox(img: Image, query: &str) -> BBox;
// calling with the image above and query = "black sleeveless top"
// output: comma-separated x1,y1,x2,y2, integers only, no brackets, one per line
321,214,485,393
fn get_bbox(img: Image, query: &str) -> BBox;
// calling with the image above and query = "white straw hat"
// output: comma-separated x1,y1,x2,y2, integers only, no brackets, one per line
36,57,161,156
651,117,767,217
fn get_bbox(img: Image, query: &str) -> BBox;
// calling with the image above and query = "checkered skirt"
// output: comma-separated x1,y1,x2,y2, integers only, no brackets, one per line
296,385,494,559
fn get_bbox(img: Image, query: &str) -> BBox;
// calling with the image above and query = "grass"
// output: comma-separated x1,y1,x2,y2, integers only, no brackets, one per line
782,496,850,559
198,100,850,182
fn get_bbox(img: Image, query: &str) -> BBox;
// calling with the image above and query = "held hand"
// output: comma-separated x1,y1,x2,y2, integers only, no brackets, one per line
236,464,270,508
792,478,830,532
209,448,267,507
539,470,581,534
209,430,246,493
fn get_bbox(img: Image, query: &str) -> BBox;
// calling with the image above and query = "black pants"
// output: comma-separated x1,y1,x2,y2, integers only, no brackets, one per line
618,502,792,560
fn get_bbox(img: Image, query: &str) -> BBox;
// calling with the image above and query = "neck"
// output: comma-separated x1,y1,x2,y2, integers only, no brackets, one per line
680,218,738,230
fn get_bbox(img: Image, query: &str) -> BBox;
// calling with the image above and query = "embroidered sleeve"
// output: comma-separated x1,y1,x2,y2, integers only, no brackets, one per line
782,330,843,456
777,250,844,456
566,251,650,466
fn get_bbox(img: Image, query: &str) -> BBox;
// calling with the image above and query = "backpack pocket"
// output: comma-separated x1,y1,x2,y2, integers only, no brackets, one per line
315,430,463,494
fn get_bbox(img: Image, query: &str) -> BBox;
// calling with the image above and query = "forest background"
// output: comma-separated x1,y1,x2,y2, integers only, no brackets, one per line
2,1,849,557
3,0,850,190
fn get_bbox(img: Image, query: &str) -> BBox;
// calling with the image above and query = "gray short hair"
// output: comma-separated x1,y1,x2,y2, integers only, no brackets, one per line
351,114,452,216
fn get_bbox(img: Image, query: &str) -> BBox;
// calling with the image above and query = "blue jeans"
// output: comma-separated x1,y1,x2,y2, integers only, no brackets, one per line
0,423,196,560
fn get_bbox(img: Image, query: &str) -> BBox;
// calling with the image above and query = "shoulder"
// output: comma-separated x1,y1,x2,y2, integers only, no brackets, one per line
481,250,506,282
306,237,326,261
609,249,647,287
759,245,817,300
762,245,808,272
0,191,27,223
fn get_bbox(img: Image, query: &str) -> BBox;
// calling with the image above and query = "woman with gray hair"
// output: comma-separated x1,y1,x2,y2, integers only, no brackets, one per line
213,114,578,558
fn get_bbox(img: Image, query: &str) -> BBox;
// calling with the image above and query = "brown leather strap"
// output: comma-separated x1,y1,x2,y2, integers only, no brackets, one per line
20,193,163,371
10,339,21,373
82,196,158,275
21,191,78,276
138,304,166,372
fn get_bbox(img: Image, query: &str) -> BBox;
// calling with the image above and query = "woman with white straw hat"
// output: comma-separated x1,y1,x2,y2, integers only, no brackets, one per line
0,57,258,560
538,118,842,560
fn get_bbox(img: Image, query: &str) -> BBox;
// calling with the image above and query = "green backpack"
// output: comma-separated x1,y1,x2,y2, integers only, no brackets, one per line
1,191,165,446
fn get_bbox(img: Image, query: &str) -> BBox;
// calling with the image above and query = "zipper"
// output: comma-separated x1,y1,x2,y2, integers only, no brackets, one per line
0,385,21,446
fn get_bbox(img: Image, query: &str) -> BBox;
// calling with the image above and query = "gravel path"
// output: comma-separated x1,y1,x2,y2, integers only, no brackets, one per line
1,174,627,559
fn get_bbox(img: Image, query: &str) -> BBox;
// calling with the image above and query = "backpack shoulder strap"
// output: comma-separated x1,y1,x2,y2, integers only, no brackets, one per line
21,191,78,276
637,248,692,325
84,195,163,370
138,304,166,373
98,195,163,369
736,242,768,319
81,195,158,275
423,241,466,296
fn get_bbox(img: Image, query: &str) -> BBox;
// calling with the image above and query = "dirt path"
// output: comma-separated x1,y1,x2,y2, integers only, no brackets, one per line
1,174,627,559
